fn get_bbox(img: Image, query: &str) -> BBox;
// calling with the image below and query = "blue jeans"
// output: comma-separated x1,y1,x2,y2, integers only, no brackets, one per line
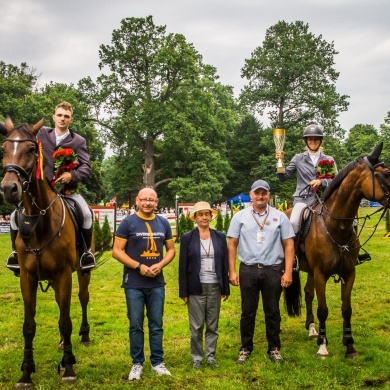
125,287,165,366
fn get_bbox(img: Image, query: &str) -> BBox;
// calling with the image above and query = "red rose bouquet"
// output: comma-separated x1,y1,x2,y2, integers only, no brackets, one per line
314,159,336,197
51,148,79,195
317,159,336,179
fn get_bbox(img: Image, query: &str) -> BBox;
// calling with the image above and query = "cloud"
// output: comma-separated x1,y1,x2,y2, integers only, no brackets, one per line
1,0,389,130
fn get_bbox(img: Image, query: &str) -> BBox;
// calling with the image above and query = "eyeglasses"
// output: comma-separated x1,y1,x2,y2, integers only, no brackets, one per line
139,198,158,203
56,114,71,119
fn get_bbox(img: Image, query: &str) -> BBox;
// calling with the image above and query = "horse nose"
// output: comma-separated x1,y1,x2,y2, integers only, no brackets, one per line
0,180,21,203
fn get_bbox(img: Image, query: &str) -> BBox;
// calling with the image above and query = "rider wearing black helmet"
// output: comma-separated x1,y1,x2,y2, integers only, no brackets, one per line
275,124,332,205
275,123,370,265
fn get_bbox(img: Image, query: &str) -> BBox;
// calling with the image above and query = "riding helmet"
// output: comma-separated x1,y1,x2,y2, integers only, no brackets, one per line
303,124,323,138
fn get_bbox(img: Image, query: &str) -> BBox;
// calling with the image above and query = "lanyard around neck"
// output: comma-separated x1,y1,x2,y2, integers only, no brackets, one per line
200,238,211,257
251,206,270,230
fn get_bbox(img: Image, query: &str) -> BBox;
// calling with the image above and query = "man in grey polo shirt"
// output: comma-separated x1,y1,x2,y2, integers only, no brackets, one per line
227,179,295,364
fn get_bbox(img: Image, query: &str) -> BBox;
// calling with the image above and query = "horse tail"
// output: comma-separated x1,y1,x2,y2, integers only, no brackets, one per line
283,269,302,316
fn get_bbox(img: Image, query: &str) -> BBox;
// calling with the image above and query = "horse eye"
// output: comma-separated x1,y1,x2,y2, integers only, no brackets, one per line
27,146,36,154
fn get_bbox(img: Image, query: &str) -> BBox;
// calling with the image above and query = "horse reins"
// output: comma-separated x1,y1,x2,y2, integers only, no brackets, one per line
3,136,66,291
319,156,390,256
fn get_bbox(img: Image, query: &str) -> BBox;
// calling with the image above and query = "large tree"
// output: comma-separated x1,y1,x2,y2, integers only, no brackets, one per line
0,63,105,205
240,20,349,131
79,16,239,204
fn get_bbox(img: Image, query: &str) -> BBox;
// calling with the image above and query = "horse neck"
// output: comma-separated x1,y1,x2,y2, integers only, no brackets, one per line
324,178,362,226
21,178,57,216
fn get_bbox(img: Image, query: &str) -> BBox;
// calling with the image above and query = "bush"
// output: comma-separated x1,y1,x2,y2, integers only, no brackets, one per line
101,216,112,250
186,213,194,231
179,213,188,237
93,217,103,251
223,212,231,233
215,209,223,231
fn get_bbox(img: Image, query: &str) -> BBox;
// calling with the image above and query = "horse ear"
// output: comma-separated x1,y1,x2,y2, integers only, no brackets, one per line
0,122,6,135
4,116,14,131
31,118,45,135
369,142,383,162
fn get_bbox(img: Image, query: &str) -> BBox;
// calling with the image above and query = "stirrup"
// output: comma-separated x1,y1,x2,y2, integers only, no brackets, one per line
6,251,20,270
356,252,371,265
80,251,96,271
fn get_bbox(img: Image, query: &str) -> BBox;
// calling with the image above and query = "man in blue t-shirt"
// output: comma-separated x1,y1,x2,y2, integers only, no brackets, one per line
112,187,175,381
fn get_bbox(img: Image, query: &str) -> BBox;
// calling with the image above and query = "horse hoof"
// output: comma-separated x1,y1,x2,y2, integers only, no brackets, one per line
317,343,329,357
346,352,359,359
61,376,77,384
81,341,91,347
15,382,34,389
308,323,318,338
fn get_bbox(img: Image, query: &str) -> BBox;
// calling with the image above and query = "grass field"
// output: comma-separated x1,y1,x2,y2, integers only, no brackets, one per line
0,208,390,389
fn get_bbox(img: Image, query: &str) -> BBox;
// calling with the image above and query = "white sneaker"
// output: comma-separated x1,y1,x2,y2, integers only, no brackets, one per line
128,363,143,380
151,363,172,376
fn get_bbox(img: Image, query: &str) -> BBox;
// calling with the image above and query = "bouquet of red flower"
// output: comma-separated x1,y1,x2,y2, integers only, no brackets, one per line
51,148,79,195
316,159,336,179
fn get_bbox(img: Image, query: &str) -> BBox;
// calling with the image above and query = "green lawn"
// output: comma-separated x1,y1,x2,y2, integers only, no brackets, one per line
0,208,390,389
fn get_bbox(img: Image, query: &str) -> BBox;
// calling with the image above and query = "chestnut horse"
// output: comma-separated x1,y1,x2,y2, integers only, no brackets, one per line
285,143,390,357
0,118,91,388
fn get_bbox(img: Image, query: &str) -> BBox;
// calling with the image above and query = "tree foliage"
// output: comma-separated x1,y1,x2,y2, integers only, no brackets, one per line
0,64,106,205
78,16,239,205
240,20,349,131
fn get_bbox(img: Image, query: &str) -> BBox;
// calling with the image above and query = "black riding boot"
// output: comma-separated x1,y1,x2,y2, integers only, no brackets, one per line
6,227,20,276
80,227,96,275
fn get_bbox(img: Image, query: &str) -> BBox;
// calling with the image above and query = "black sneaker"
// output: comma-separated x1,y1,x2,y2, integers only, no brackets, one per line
192,360,202,369
269,349,284,363
236,348,251,364
207,358,219,367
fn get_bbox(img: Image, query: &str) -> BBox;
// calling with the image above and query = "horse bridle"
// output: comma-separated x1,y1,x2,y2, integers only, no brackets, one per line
3,136,65,291
3,137,38,191
363,156,390,206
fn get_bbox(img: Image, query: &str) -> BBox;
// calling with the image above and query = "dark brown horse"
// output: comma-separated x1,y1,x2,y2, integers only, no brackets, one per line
0,118,91,388
285,143,390,357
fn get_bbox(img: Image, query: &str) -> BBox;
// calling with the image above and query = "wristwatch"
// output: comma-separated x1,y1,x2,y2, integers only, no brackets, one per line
135,263,142,271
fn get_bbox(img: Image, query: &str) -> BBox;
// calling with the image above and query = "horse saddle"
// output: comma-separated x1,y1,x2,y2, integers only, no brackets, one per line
294,205,314,254
15,199,83,249
63,197,83,238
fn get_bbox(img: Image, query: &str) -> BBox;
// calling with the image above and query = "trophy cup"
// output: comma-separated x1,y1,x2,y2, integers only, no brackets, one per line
273,128,286,173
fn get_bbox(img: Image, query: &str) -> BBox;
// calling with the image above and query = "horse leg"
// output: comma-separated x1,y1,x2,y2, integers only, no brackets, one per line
314,271,329,357
77,268,91,346
304,274,318,338
15,275,38,390
54,273,77,383
341,272,358,358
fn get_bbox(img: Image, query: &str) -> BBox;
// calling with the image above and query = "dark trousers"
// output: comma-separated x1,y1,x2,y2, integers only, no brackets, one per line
239,262,283,353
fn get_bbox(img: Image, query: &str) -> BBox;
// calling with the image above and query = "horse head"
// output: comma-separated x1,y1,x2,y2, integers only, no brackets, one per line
0,117,45,204
362,142,390,207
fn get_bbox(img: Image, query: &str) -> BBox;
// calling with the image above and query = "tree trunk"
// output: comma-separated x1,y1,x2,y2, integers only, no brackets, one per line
142,139,155,188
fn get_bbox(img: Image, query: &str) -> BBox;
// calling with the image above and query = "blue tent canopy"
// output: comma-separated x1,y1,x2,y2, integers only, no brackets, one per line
227,193,251,204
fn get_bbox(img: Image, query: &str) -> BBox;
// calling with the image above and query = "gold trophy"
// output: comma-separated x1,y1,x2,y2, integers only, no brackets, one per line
273,128,286,173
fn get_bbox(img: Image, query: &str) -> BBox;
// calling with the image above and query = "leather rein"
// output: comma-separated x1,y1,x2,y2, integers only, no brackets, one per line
3,137,65,291
317,157,390,255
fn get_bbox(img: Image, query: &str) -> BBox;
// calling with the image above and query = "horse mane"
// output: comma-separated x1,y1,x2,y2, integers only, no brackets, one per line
7,123,35,139
321,159,358,202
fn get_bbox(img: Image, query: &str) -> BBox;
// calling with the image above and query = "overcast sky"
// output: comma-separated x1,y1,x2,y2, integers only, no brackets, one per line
1,0,389,131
